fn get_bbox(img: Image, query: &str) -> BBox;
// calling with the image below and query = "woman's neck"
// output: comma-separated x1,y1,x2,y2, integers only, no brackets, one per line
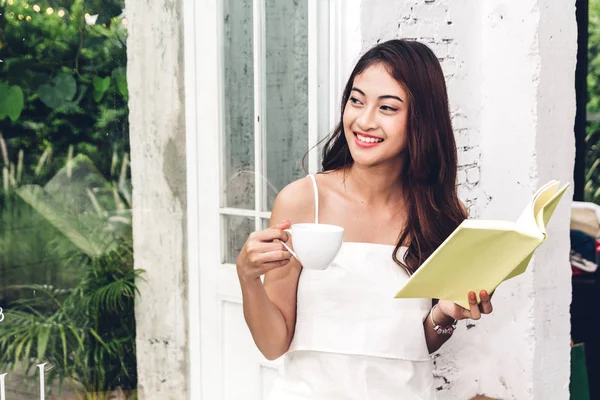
343,161,405,207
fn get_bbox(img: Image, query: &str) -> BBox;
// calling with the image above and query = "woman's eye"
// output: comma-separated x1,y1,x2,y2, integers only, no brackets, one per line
349,97,362,105
381,105,398,112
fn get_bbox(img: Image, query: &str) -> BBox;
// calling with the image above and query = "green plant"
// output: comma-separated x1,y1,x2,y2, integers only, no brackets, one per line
0,143,137,397
0,240,143,398
586,0,600,203
0,138,132,302
0,0,129,178
0,0,137,396
0,190,85,301
0,140,86,303
0,0,131,292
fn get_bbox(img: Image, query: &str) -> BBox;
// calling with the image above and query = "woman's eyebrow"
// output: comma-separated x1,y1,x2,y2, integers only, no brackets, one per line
351,87,404,103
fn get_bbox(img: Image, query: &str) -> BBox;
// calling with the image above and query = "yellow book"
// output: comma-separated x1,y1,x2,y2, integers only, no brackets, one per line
394,180,570,309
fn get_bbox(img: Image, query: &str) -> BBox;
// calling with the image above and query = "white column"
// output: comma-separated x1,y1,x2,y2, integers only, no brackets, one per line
127,0,189,398
531,0,576,397
359,0,576,398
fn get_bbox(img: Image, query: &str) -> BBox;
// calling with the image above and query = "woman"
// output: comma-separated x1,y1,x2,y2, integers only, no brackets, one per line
236,39,493,399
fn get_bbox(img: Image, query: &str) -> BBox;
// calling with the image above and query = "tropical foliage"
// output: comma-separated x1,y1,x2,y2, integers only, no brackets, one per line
0,0,138,397
586,0,600,202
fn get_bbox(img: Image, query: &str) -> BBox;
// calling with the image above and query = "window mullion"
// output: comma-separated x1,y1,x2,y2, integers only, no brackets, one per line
253,0,266,229
329,0,341,131
308,0,319,174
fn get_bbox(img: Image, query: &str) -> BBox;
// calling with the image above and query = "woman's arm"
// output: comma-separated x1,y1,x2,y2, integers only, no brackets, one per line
424,200,478,353
423,302,456,353
240,258,300,360
424,290,494,353
238,179,313,360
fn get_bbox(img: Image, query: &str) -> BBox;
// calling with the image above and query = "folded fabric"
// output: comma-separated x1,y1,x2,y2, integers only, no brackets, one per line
571,229,597,263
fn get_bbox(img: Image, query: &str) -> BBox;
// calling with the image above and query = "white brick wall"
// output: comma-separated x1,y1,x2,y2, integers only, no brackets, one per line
361,1,575,399
362,0,484,218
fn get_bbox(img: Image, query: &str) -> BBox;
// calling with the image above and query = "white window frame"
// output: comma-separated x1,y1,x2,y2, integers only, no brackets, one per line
183,0,361,398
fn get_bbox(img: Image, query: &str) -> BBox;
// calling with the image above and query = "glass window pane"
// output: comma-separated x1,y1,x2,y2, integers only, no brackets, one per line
223,0,255,209
0,0,135,397
223,215,255,264
263,0,309,210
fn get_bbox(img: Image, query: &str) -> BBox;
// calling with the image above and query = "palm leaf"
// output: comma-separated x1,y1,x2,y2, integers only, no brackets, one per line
37,325,51,362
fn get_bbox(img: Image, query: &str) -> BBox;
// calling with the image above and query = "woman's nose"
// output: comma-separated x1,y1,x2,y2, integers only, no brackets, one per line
356,107,378,131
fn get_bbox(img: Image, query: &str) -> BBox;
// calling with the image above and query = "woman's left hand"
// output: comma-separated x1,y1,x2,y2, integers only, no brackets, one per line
437,290,493,321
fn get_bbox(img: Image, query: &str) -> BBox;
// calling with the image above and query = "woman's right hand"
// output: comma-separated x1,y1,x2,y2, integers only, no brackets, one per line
236,220,293,284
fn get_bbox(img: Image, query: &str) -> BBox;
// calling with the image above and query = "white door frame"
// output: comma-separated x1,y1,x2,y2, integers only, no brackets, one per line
183,1,361,398
183,0,221,398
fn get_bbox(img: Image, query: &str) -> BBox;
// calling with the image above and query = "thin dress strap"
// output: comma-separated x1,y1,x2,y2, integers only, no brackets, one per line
307,174,319,224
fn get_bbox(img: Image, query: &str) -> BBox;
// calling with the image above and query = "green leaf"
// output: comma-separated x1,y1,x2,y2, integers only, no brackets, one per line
37,73,77,109
37,325,51,361
37,84,63,108
0,83,25,122
14,336,27,361
55,73,77,101
111,67,127,78
23,339,33,366
66,325,85,350
93,76,111,102
115,75,128,99
22,120,47,131
59,325,68,367
90,328,109,349
74,85,89,104
111,67,128,99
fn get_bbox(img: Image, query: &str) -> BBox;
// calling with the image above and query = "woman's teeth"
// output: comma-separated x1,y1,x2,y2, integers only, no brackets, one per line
356,134,383,143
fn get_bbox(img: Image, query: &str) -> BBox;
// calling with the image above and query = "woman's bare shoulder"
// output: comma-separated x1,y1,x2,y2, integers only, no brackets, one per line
270,176,317,225
315,169,348,199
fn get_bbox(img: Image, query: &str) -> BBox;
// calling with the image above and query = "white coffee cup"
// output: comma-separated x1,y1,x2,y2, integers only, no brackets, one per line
280,223,344,270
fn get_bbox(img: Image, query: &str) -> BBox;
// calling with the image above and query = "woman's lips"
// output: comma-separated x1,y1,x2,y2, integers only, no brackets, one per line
354,132,384,148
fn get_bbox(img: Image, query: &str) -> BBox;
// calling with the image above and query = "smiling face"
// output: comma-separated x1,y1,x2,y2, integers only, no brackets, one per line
342,62,410,168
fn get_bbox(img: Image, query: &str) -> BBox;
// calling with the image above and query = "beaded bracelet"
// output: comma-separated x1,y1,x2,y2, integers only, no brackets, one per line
430,304,457,335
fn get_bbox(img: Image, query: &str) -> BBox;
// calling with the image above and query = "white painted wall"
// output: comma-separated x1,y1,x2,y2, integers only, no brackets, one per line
360,0,575,399
531,1,576,398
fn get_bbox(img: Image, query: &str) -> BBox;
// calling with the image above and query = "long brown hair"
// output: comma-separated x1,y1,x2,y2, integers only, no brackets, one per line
321,39,467,275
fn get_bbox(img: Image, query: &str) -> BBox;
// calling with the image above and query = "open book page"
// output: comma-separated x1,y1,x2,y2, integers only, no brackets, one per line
394,180,569,308
515,181,560,238
395,220,542,309
488,182,568,281
534,183,569,235
502,251,535,281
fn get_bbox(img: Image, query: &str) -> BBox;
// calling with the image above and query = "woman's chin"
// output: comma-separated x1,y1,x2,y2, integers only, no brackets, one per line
349,154,383,168
349,151,405,170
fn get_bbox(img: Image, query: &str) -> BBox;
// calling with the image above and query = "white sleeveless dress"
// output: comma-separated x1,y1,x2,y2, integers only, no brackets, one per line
267,175,436,400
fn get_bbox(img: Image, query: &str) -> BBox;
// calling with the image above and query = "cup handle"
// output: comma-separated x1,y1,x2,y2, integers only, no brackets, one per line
281,229,298,260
